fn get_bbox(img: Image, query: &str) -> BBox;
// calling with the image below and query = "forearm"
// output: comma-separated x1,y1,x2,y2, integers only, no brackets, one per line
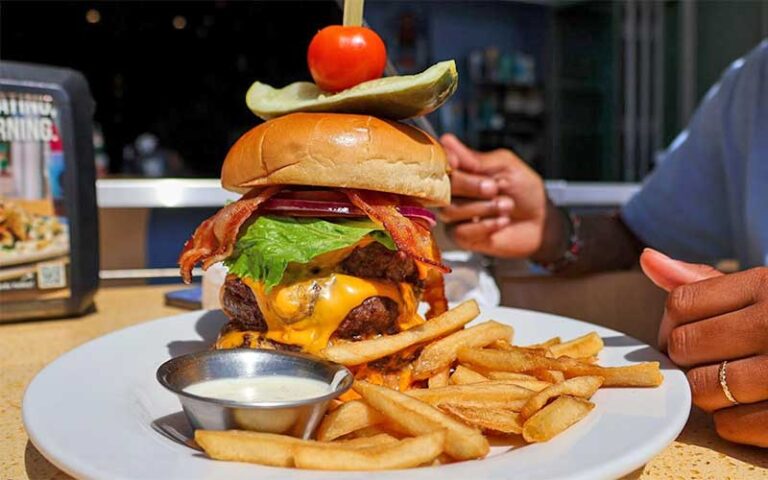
531,202,645,275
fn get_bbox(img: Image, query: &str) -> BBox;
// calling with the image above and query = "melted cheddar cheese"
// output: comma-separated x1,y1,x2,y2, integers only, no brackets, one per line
241,274,421,354
216,331,249,349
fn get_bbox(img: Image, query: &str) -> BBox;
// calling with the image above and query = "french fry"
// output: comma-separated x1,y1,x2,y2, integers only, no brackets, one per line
414,396,527,411
488,339,514,350
460,348,662,386
196,430,405,468
428,368,450,388
323,300,480,365
413,320,514,379
340,425,398,440
407,383,534,409
338,389,362,402
315,400,383,441
529,369,566,383
522,396,595,443
354,380,490,460
293,432,446,470
561,360,663,387
548,370,566,382
431,453,454,466
195,430,297,467
485,371,541,382
501,343,553,357
458,347,565,373
450,365,489,384
335,433,400,448
549,332,604,359
459,348,660,386
524,336,561,349
448,375,550,391
440,404,522,434
519,376,604,420
479,378,552,392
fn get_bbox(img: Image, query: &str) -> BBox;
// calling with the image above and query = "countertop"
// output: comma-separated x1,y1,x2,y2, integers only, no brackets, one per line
1,285,766,479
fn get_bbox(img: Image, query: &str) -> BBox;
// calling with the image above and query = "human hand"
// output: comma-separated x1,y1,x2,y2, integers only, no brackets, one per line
641,248,768,447
439,134,565,261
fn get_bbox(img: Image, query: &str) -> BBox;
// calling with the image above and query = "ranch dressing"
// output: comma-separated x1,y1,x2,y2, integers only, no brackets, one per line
183,376,332,402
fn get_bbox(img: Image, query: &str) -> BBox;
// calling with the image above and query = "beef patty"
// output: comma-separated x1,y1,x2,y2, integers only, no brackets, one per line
221,278,401,340
341,242,417,283
335,296,399,340
220,242,418,343
220,276,268,332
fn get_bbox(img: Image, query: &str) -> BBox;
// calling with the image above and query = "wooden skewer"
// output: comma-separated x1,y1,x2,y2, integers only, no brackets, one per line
343,0,364,27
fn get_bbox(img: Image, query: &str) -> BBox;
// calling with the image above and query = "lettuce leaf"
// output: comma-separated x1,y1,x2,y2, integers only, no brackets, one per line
224,216,395,290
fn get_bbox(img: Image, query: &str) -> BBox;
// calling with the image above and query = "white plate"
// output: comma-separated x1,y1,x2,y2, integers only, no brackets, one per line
23,307,691,480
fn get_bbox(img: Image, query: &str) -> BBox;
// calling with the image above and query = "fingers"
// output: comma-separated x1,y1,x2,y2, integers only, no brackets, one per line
450,170,499,199
476,148,527,175
492,167,546,217
658,267,766,350
667,303,768,367
440,197,514,223
441,136,541,209
640,248,723,292
687,355,768,412
713,400,768,447
442,135,527,177
451,217,511,250
440,134,482,173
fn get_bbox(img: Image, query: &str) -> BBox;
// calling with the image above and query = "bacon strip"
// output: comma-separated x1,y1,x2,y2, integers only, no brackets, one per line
178,187,281,283
344,189,449,318
343,189,450,274
422,236,448,319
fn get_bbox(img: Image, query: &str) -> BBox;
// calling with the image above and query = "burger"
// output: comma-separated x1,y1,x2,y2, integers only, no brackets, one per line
179,112,450,387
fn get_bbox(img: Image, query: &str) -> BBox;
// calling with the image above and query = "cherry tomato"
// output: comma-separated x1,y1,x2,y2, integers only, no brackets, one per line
307,25,387,93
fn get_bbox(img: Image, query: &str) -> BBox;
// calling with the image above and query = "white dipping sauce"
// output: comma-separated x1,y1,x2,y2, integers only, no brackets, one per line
183,376,332,403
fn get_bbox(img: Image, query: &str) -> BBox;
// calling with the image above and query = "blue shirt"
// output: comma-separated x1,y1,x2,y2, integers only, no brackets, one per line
622,40,768,268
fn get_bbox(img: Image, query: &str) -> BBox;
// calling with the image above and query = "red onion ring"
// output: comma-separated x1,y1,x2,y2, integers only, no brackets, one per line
260,197,436,227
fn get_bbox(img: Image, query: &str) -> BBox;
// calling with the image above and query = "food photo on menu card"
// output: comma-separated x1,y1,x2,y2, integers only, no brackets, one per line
3,1,767,480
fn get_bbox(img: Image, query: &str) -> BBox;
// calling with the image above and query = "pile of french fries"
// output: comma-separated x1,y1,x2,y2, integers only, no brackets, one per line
196,299,663,470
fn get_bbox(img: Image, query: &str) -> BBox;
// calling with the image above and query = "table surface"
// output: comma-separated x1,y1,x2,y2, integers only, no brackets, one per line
1,285,766,480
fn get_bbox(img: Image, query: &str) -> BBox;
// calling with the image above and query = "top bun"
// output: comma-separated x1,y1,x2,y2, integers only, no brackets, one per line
221,113,450,206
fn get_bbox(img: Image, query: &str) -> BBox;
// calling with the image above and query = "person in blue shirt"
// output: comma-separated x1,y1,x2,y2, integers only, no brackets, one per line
441,40,768,447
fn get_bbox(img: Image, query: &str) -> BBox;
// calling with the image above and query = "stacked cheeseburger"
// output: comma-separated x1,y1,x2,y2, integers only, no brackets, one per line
179,109,451,389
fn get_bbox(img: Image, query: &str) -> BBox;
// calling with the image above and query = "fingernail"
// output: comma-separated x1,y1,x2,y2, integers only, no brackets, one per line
497,197,514,212
496,216,511,228
646,248,670,259
480,179,496,196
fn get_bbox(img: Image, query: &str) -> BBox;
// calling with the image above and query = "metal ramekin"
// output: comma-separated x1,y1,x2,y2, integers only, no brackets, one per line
157,349,353,439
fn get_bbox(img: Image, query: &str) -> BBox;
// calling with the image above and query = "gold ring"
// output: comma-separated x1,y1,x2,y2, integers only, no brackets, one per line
718,360,739,405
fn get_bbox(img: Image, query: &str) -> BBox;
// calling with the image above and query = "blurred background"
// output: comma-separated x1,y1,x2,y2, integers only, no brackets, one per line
2,0,766,338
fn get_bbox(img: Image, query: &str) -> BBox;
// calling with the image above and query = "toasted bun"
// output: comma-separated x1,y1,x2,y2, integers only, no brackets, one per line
221,113,450,206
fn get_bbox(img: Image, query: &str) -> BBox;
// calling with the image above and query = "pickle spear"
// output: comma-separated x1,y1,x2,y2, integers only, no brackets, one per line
246,60,457,121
